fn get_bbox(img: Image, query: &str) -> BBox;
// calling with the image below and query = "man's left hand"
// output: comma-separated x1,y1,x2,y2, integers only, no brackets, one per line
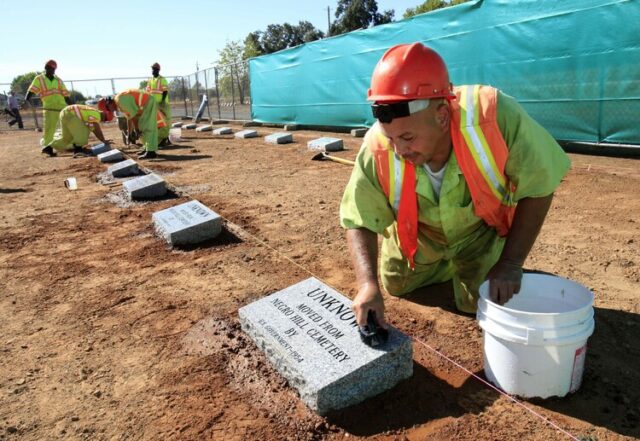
486,260,523,305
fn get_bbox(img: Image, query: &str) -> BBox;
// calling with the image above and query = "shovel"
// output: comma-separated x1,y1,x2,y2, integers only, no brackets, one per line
311,151,355,166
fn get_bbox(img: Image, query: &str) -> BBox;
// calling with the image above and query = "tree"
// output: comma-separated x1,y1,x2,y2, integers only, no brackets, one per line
69,90,86,104
403,0,470,19
250,21,325,55
216,40,250,104
330,0,394,36
10,72,38,95
244,32,263,59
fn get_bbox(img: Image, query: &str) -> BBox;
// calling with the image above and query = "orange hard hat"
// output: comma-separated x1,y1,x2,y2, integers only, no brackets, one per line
367,43,454,102
97,98,115,122
45,59,57,69
151,62,161,69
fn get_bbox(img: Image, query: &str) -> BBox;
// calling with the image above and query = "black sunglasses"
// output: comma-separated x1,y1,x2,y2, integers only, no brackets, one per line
371,101,412,123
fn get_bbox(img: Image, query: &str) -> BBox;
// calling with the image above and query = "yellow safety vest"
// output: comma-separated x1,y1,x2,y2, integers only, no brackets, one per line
28,74,69,110
146,76,169,103
64,105,101,127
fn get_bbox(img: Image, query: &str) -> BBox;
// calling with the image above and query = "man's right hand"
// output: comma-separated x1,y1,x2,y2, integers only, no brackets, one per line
352,282,387,329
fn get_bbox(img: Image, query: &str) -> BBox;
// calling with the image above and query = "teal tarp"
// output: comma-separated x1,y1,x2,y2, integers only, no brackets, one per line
249,0,640,144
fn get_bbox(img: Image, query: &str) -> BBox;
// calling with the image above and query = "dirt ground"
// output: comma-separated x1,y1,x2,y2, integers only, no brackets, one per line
0,122,638,441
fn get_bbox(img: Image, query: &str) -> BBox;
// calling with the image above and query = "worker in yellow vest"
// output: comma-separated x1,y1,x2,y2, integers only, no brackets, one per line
340,43,571,327
146,62,171,146
41,105,113,157
99,89,167,159
24,60,72,150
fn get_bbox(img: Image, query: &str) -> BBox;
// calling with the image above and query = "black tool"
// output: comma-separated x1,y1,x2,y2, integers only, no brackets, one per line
359,310,389,347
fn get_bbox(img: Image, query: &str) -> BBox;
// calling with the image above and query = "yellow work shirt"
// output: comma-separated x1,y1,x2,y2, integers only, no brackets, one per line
146,76,169,103
28,74,69,111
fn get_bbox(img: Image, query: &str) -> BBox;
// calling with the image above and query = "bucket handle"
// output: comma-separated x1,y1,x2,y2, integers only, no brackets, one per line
478,318,544,345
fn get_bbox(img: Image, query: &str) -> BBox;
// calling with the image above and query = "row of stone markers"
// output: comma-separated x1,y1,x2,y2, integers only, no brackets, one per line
171,121,367,152
90,142,223,247
94,125,413,416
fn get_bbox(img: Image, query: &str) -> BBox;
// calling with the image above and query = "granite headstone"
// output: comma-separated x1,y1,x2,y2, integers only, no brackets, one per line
98,149,124,163
183,123,197,130
265,132,293,144
351,128,367,138
196,125,213,132
172,122,183,128
152,200,222,246
239,278,413,415
213,127,233,135
108,159,139,178
307,137,344,152
91,143,111,155
235,130,258,139
123,173,167,200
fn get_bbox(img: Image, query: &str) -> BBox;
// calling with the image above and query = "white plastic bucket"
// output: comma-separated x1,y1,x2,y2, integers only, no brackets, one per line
169,127,182,143
477,274,594,398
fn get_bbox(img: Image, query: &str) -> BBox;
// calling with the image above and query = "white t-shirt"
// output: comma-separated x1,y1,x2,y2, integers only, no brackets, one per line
423,162,448,201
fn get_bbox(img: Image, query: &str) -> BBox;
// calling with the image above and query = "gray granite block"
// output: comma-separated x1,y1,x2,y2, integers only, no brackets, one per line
123,173,167,200
172,122,183,128
196,125,213,132
239,277,413,415
235,130,258,139
180,116,193,120
243,121,261,127
152,200,222,246
265,132,293,144
351,128,367,138
284,124,299,131
307,137,344,152
98,149,124,163
108,159,139,178
183,123,197,129
213,127,232,135
91,143,111,155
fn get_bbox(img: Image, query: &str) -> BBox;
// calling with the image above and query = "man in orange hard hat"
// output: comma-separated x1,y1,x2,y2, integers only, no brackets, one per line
340,43,571,328
146,62,172,146
24,60,72,151
99,89,167,159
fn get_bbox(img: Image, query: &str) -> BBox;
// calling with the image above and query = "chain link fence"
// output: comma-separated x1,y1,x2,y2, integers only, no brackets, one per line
0,60,251,131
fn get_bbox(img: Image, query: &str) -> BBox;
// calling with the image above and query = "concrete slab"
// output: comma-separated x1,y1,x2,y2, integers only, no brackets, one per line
152,200,222,246
265,132,293,144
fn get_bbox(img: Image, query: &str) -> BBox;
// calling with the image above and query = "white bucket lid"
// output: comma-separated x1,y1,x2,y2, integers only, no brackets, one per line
477,274,594,346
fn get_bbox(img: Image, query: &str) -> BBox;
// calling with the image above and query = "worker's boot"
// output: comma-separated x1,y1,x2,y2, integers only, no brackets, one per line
41,145,56,157
138,150,157,160
72,145,89,158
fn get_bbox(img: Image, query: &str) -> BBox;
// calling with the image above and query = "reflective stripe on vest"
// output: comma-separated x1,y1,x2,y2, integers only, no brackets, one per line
36,75,65,98
146,77,166,94
370,85,516,269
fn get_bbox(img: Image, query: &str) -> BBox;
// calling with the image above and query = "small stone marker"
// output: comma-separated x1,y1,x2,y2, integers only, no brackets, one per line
108,159,139,178
265,132,293,144
235,130,258,139
172,122,183,128
351,128,367,138
91,143,111,155
98,149,124,163
242,121,260,127
180,116,193,121
239,277,413,415
307,137,344,152
213,127,232,135
123,173,167,200
183,123,197,130
284,124,299,131
152,200,222,246
196,125,213,132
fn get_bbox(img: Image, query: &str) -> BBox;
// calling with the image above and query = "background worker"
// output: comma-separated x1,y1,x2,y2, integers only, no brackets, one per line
41,104,113,157
100,89,166,159
24,60,72,150
7,91,24,129
340,43,571,328
146,62,171,146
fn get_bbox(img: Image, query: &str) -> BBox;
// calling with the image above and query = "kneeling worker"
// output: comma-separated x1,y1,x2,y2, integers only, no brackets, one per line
340,43,571,328
99,89,166,159
41,104,113,157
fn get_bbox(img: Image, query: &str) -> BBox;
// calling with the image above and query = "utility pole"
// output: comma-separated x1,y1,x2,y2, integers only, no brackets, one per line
327,6,331,36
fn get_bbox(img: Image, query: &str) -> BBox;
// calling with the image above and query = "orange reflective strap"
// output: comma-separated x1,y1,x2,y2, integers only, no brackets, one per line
72,105,82,120
397,161,417,269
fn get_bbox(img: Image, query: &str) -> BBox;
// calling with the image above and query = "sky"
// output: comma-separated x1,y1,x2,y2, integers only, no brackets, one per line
1,0,422,95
